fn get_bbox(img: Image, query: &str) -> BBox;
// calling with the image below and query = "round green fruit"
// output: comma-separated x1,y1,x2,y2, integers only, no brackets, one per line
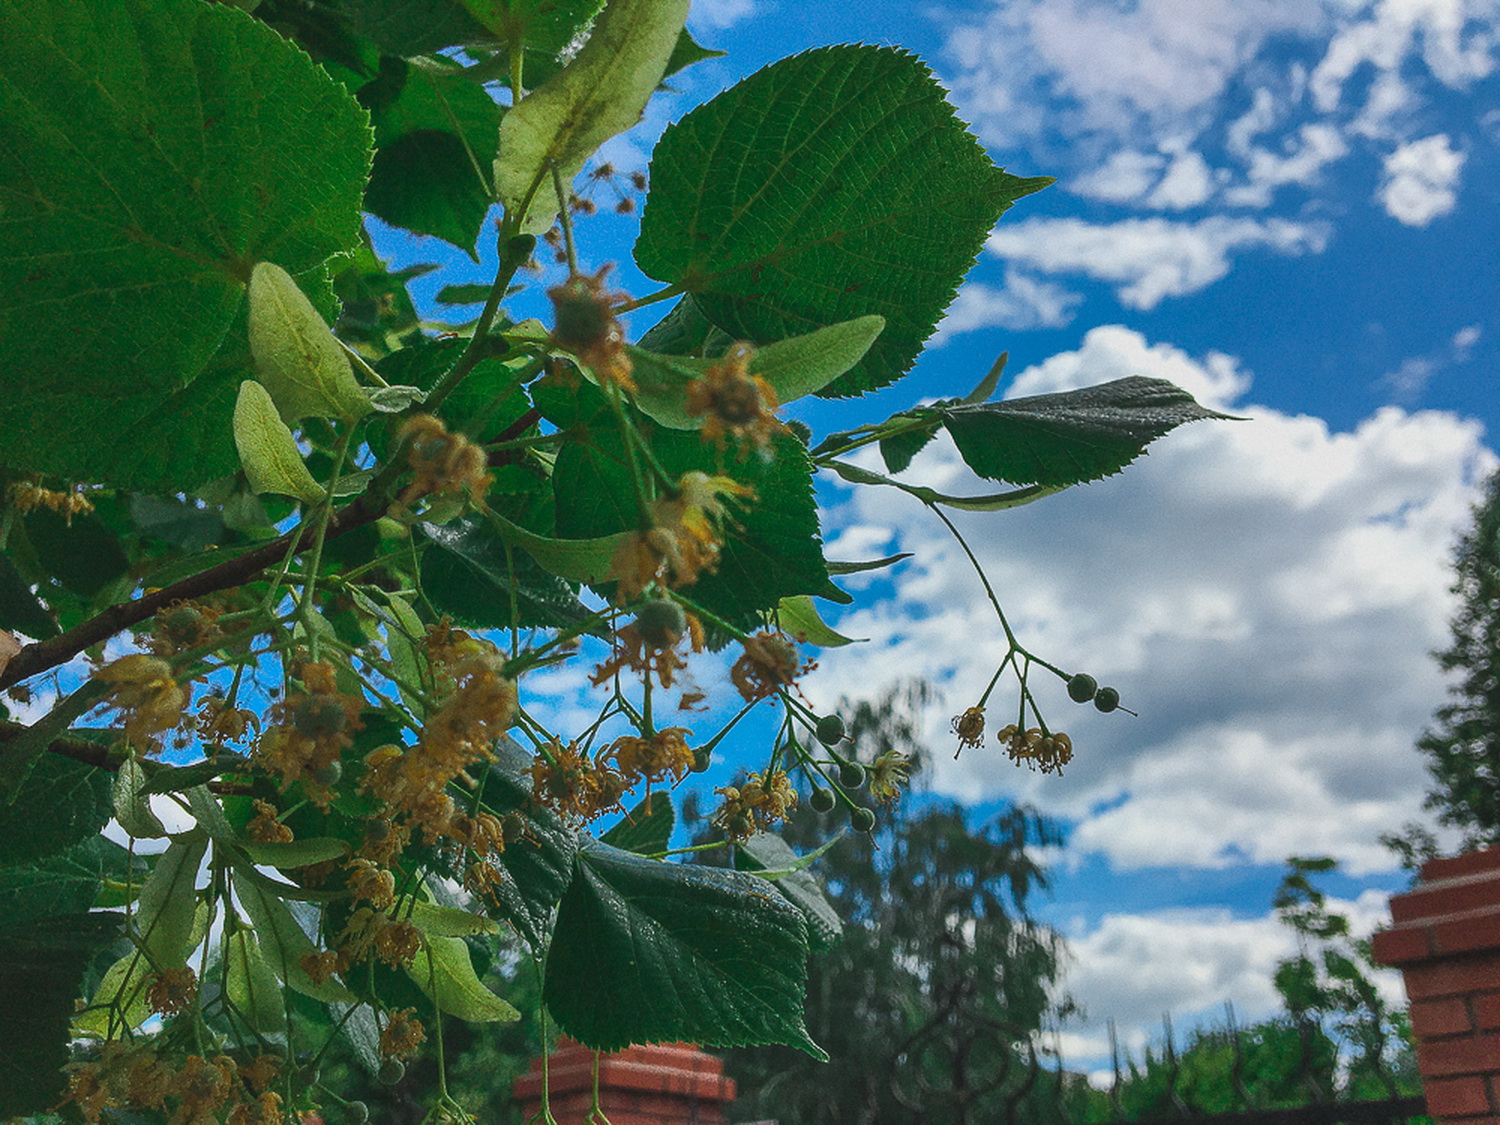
1094,687,1121,713
809,787,836,813
849,807,877,833
634,599,687,648
377,1060,405,1086
814,714,846,747
347,1103,370,1125
1066,673,1098,703
838,761,866,789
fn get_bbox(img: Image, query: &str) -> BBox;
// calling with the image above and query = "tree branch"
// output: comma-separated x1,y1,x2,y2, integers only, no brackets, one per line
0,494,384,692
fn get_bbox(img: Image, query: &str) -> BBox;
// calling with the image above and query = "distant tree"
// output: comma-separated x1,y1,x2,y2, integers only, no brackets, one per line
692,684,1070,1125
1406,468,1500,850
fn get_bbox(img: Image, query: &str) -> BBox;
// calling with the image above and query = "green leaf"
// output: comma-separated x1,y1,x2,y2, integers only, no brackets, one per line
436,283,497,305
362,56,502,253
0,555,57,639
409,897,502,938
494,0,689,231
128,494,225,553
238,836,351,868
248,262,373,422
879,414,944,474
23,509,130,600
454,0,604,56
112,757,167,840
936,376,1235,488
135,831,208,966
232,868,357,1002
225,926,286,1033
0,0,373,486
736,833,844,952
777,595,861,648
141,752,251,794
0,751,112,865
419,515,599,629
0,836,135,927
825,553,911,576
74,946,152,1038
406,934,520,1022
469,738,578,949
233,381,328,504
544,838,822,1056
600,791,673,855
663,26,725,79
0,913,122,1115
824,457,1060,512
339,0,497,56
636,45,1051,397
371,337,533,449
621,315,885,429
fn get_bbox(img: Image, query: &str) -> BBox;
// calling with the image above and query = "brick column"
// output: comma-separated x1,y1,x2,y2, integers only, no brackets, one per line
511,1038,737,1125
1371,846,1500,1125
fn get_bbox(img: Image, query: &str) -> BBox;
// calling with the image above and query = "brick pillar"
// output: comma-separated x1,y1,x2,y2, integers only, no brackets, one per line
511,1038,737,1125
1371,846,1500,1125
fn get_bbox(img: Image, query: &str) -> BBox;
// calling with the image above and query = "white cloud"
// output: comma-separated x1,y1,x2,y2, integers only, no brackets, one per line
1379,321,1484,400
809,326,1496,873
687,0,756,31
1225,123,1350,207
1071,150,1166,203
985,217,1330,309
933,270,1083,343
1378,133,1467,225
1144,147,1218,209
1056,892,1405,1068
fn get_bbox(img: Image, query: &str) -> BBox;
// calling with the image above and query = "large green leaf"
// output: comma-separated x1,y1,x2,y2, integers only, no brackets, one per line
545,838,822,1056
469,738,578,949
0,835,136,927
362,56,502,252
0,751,112,865
599,791,673,856
419,515,596,630
635,45,1050,397
736,833,843,952
551,420,830,623
455,0,605,56
23,509,130,600
405,934,520,1022
0,0,372,486
0,912,122,1116
0,555,58,639
934,376,1235,488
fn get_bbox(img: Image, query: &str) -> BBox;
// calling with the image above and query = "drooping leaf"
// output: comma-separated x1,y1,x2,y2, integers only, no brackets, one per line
232,869,357,1003
621,315,885,429
233,381,328,504
494,0,689,231
599,792,673,855
405,934,520,1022
545,838,822,1056
935,376,1236,488
362,56,502,252
0,0,373,486
248,262,373,422
636,45,1051,397
112,756,167,840
409,897,502,938
468,738,577,949
0,750,112,865
878,414,943,474
777,595,861,648
238,836,351,869
134,831,208,966
225,926,287,1033
0,913,122,1116
736,832,843,952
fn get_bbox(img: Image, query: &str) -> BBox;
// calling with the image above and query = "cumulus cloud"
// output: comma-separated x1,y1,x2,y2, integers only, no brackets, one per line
985,217,1330,309
1055,891,1404,1070
1379,321,1484,401
687,0,756,31
940,0,1500,219
808,326,1495,874
1378,133,1467,225
932,269,1084,343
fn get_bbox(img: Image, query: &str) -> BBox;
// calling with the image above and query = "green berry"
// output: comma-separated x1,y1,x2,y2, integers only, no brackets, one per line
849,807,876,833
1067,673,1098,703
377,1059,405,1085
312,761,343,787
634,599,687,648
838,761,866,789
814,714,846,747
293,695,347,738
1094,686,1121,713
809,787,836,813
348,1103,370,1125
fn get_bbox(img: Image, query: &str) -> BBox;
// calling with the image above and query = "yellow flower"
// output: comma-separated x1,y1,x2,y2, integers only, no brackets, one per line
730,632,808,702
686,342,786,459
951,706,985,753
606,473,755,599
95,654,190,749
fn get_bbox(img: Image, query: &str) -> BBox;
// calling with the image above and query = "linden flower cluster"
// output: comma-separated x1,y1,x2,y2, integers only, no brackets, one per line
730,631,811,702
607,472,754,599
548,266,633,391
7,479,94,520
63,1046,283,1125
358,627,516,854
95,654,191,750
590,599,705,691
379,1007,427,1060
686,342,786,460
529,728,698,823
951,705,985,753
255,660,364,806
712,768,797,842
395,413,492,512
997,724,1073,774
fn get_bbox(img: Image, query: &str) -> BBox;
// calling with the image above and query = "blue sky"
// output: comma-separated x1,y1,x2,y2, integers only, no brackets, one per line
367,0,1500,1078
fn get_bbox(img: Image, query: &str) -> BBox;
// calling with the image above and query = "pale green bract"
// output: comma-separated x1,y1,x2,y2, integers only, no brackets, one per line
233,381,327,505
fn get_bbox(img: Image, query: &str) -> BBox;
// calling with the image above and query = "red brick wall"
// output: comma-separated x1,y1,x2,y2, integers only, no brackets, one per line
1371,846,1500,1125
511,1038,736,1125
